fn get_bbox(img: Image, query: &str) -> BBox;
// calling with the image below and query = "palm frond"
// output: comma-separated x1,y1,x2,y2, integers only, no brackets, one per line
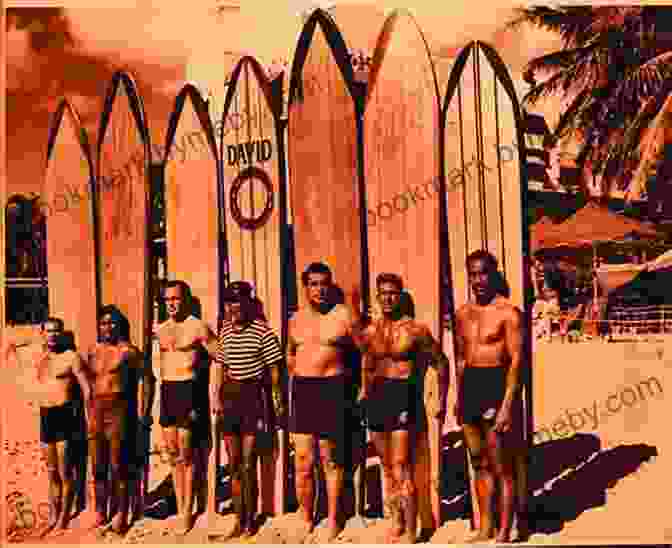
509,6,598,47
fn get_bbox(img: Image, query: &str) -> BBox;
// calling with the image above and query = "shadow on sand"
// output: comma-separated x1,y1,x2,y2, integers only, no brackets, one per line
435,432,657,535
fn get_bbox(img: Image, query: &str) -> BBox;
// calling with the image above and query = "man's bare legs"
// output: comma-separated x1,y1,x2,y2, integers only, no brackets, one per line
485,428,515,543
463,424,495,542
176,428,194,533
223,433,258,536
88,437,109,527
371,431,416,543
317,438,344,540
291,433,315,531
108,436,129,533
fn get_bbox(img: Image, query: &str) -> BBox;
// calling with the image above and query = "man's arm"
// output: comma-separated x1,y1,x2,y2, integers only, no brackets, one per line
135,348,155,419
198,322,219,360
418,325,450,418
453,308,467,424
286,317,298,377
71,352,92,407
501,307,523,413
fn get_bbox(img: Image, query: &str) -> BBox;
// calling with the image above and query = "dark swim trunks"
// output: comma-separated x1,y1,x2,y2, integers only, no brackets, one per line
159,379,197,429
365,376,426,433
40,401,78,444
461,366,508,424
219,378,271,435
289,374,347,441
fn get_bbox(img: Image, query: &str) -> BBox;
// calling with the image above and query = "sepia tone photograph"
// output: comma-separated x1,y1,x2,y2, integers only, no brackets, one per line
1,2,670,545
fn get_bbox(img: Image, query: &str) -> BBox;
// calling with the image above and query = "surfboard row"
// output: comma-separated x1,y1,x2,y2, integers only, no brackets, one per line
43,7,531,530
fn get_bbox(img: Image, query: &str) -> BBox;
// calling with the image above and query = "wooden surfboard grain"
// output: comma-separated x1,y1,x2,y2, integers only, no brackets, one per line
441,41,532,533
287,11,362,309
364,9,442,531
220,57,287,519
44,100,98,353
96,72,151,354
164,85,220,331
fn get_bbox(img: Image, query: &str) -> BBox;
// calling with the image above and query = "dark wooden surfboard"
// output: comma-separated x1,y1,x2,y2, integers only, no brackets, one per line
218,56,289,521
441,40,533,534
96,71,152,356
364,8,442,531
44,100,98,353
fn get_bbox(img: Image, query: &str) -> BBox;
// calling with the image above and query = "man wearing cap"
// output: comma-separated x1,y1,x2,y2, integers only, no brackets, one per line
286,262,365,541
155,280,218,534
212,281,285,538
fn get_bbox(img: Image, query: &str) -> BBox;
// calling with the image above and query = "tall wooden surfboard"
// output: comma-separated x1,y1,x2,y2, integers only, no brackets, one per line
164,84,220,331
219,56,288,519
288,8,369,525
364,9,442,531
44,100,98,353
96,71,152,356
441,41,533,533
162,84,224,532
288,9,363,310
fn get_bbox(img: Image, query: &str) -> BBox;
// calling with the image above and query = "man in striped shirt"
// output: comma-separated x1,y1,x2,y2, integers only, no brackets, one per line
212,281,285,538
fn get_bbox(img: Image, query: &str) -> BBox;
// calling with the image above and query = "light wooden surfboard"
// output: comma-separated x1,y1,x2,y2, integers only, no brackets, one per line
288,10,363,310
219,56,289,520
287,8,368,524
96,72,152,354
364,8,442,532
164,85,220,331
44,100,98,353
441,40,533,534
162,84,224,532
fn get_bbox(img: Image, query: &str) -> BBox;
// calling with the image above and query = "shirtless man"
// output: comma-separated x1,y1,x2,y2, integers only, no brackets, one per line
84,305,153,534
155,280,217,534
359,273,449,543
287,262,364,541
4,318,92,535
454,250,526,543
212,281,285,537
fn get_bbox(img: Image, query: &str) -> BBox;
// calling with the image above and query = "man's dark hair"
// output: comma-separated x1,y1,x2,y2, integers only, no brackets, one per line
42,317,64,331
376,272,404,292
466,249,498,273
99,304,131,341
301,262,333,286
164,279,193,306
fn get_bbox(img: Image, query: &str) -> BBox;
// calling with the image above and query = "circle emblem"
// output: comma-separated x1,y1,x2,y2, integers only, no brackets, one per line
229,166,274,231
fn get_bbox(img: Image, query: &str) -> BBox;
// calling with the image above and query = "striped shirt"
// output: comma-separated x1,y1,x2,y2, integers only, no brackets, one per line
216,319,283,381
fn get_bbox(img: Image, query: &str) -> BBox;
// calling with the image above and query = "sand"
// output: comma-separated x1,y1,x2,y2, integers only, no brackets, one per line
3,335,671,544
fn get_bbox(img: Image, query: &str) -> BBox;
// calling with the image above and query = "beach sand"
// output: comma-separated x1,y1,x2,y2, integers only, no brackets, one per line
3,336,670,544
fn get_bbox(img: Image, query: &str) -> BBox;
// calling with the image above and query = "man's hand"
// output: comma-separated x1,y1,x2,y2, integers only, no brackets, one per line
212,399,224,417
494,405,512,433
453,397,462,427
272,387,285,419
356,387,368,403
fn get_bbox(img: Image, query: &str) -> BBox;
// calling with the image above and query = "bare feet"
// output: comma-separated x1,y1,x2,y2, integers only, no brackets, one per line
174,513,192,536
465,528,495,543
110,512,128,535
325,519,343,542
385,522,404,544
39,509,60,538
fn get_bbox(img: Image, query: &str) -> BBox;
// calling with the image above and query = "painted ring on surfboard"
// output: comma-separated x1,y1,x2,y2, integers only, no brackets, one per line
230,166,275,231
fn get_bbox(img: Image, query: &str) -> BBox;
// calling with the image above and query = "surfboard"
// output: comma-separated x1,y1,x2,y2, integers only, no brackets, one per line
44,100,98,354
161,83,223,531
440,41,533,534
164,85,220,331
364,9,442,531
96,71,152,358
219,56,289,520
287,8,367,525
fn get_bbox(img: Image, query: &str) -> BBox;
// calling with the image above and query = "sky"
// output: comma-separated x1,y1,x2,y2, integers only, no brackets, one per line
5,1,564,196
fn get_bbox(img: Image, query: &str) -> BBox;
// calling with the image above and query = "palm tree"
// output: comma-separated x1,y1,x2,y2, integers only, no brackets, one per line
510,6,672,199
